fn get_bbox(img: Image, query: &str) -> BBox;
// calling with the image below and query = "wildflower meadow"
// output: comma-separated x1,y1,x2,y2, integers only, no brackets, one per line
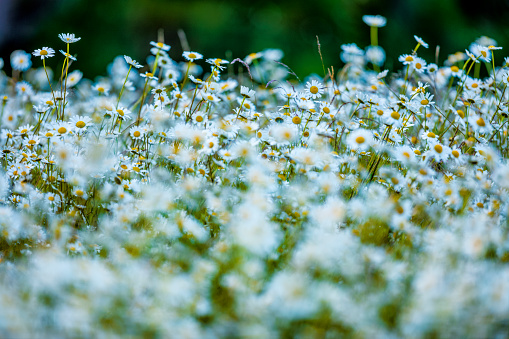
1,15,509,338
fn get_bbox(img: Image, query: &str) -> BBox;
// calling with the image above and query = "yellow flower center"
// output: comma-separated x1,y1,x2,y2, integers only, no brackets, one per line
481,50,487,57
292,116,302,124
75,190,84,196
434,144,443,153
20,129,28,134
472,83,478,88
403,152,410,158
117,109,124,116
457,110,465,118
28,139,36,145
323,107,330,114
76,121,86,128
476,118,485,127
207,95,214,101
391,177,399,185
57,127,67,134
405,56,413,62
188,53,196,59
421,99,429,105
414,150,421,155
355,136,365,144
40,50,48,56
310,86,319,94
196,115,203,122
391,111,400,120
157,42,164,48
133,131,141,138
415,63,422,69
452,150,460,158
377,109,384,116
451,66,459,72
427,132,436,138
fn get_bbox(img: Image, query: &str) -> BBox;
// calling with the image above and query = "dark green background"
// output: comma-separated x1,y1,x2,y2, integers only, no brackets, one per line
1,0,509,79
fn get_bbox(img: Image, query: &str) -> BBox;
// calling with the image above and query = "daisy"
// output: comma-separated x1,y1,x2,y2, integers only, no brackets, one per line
240,86,256,99
201,92,220,103
465,49,480,63
24,135,40,147
150,41,171,51
206,58,229,70
92,83,111,96
51,121,71,136
398,54,415,65
32,47,55,60
244,52,263,64
305,80,324,99
66,70,83,87
392,145,416,164
140,72,157,80
15,81,34,97
418,92,434,108
69,115,92,130
183,51,203,62
346,129,373,151
414,35,429,48
59,50,77,61
58,33,81,43
365,46,385,66
10,50,32,71
362,15,387,27
123,55,143,69
130,126,145,140
423,141,451,162
426,63,438,74
411,57,427,73
468,113,493,134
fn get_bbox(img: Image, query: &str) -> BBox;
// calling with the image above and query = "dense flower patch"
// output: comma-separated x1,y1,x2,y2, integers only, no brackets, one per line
1,16,509,338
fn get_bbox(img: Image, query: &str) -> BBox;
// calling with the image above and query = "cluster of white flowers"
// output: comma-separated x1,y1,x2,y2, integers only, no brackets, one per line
0,21,509,337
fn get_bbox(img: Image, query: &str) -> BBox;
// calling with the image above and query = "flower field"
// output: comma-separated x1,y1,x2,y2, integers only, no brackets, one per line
1,16,509,338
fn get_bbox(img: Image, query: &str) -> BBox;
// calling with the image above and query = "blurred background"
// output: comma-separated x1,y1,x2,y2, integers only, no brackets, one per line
1,0,509,79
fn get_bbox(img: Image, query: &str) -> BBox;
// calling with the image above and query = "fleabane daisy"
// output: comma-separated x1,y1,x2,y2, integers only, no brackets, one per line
32,47,55,60
305,80,324,99
183,51,203,62
58,33,81,43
